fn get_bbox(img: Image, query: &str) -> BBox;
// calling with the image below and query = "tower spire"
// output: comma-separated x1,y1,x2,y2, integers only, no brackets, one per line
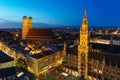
84,9,87,18
82,9,88,30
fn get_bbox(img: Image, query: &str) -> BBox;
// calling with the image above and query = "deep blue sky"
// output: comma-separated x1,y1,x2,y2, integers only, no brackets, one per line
0,0,120,27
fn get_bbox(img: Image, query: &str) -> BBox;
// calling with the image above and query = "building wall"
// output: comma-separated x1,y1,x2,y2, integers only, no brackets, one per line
0,61,15,69
62,50,120,80
62,53,78,76
88,58,120,80
0,41,25,59
27,50,64,76
27,57,38,74
103,65,120,80
88,59,104,80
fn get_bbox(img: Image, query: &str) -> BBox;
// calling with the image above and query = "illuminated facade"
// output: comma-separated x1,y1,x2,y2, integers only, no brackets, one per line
22,16,29,39
22,16,33,39
0,39,64,77
62,46,78,77
28,17,33,29
27,50,64,76
22,16,55,44
0,51,15,69
78,10,89,79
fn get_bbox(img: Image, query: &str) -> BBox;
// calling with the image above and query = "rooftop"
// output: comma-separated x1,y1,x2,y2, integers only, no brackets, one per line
90,43,120,54
89,52,120,68
0,30,29,56
31,50,55,59
0,67,16,78
0,51,14,63
66,44,78,56
26,28,55,39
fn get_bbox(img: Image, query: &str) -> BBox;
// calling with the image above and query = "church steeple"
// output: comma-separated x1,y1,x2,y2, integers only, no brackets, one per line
84,9,87,18
82,10,88,30
22,16,28,39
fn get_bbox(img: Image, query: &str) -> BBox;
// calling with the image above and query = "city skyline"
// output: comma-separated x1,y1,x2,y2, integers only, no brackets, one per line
0,6,120,80
0,0,120,28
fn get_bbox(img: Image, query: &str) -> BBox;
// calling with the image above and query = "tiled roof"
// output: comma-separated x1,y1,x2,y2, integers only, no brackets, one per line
26,29,55,39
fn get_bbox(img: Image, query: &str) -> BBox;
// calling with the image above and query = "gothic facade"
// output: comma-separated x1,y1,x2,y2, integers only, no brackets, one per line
62,10,120,80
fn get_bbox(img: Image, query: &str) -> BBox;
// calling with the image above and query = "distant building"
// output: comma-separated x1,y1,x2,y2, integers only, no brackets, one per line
26,28,55,44
22,16,55,44
62,10,120,80
90,34,120,45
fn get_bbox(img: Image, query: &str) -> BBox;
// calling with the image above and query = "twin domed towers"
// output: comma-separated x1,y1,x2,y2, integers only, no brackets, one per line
22,16,33,39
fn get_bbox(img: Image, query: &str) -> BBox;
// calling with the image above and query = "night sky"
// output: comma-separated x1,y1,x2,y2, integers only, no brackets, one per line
0,0,120,27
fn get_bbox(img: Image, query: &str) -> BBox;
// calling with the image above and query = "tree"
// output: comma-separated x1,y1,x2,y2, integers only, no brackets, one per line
16,58,28,70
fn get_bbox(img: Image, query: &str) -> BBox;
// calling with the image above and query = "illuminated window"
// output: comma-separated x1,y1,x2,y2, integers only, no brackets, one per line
99,70,102,74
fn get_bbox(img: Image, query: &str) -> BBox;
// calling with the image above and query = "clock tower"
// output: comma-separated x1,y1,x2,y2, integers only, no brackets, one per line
78,10,89,79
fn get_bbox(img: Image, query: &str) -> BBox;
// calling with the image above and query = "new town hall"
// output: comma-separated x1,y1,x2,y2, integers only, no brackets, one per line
62,10,120,80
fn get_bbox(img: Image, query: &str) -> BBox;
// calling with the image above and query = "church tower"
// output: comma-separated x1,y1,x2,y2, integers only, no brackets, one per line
63,42,67,57
22,16,29,39
28,17,33,29
78,10,89,79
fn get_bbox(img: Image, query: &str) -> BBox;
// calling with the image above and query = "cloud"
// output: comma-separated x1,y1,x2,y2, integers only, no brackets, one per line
0,18,9,22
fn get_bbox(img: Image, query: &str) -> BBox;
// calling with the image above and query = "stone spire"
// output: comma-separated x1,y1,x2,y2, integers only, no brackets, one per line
84,9,87,18
82,9,88,30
